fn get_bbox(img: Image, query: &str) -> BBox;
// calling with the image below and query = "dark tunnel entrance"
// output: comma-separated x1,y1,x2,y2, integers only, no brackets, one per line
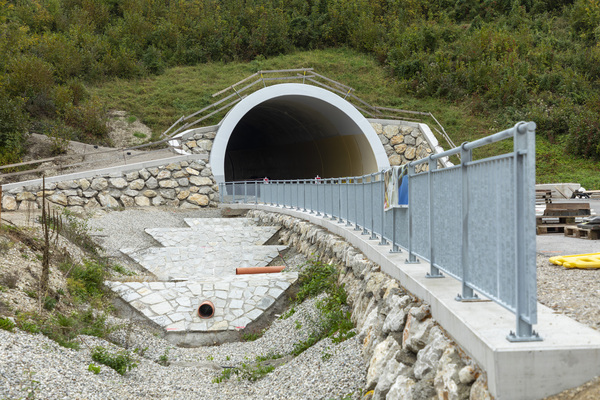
224,95,378,181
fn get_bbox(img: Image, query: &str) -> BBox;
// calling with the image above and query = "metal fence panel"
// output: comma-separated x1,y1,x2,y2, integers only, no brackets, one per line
410,173,430,260
431,166,462,279
467,155,516,312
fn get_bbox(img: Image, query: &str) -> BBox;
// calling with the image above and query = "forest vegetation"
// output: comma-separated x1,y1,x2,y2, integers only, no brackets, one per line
1,0,600,186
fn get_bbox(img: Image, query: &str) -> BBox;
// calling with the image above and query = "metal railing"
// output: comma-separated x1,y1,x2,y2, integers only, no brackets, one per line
164,68,456,152
219,121,539,342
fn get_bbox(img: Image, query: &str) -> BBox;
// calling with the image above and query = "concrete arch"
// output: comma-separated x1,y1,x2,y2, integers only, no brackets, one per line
210,83,390,183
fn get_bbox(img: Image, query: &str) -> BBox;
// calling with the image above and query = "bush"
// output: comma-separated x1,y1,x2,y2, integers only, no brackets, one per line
0,317,15,332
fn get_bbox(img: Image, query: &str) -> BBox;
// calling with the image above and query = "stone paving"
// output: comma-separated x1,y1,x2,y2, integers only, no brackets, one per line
105,273,297,332
107,218,297,340
120,244,287,280
145,226,280,247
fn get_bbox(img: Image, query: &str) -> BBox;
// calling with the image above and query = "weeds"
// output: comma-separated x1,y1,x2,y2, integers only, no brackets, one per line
213,362,275,383
88,363,101,374
157,348,170,366
91,346,137,376
241,327,265,342
0,317,15,331
289,259,355,357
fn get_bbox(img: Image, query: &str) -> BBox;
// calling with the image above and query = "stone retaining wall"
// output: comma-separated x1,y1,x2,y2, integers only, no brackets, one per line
248,210,492,400
1,160,218,212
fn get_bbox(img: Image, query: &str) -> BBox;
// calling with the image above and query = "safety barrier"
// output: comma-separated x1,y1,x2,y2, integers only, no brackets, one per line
219,121,539,342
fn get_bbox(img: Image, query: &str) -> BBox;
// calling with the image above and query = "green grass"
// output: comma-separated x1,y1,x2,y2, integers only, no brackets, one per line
90,48,600,188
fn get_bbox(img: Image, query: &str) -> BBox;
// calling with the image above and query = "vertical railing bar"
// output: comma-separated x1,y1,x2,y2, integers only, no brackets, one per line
354,177,361,231
370,173,378,240
427,158,443,278
346,177,353,226
244,180,247,203
338,177,344,223
406,164,419,263
379,171,387,245
456,144,477,300
362,176,369,235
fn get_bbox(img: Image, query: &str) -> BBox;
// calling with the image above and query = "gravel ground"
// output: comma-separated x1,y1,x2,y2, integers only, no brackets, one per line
0,207,366,400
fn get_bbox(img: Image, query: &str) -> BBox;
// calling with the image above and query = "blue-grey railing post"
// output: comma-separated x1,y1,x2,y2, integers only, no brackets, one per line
275,181,279,207
296,180,301,210
219,183,224,203
232,182,236,203
370,173,378,240
322,179,328,218
456,143,477,300
508,121,540,342
244,180,247,203
406,163,419,263
255,181,258,204
354,177,361,231
379,171,387,245
330,178,336,220
362,176,369,235
390,206,400,253
338,178,344,223
427,158,443,278
346,177,353,226
315,178,321,216
303,179,307,212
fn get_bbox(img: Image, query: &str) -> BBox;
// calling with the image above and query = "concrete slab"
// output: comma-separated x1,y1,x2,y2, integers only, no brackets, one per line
231,203,600,400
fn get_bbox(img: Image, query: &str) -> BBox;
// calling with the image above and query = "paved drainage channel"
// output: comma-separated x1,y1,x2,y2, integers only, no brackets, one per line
106,217,298,346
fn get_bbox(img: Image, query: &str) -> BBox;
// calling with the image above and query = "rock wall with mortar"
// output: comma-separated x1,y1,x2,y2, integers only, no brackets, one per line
1,160,218,212
179,121,438,173
248,210,492,400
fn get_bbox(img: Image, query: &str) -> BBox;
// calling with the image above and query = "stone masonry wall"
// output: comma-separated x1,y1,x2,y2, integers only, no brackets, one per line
248,210,492,400
180,122,436,172
1,160,218,212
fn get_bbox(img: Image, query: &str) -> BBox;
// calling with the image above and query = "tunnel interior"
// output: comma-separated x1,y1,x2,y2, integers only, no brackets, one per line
224,95,378,181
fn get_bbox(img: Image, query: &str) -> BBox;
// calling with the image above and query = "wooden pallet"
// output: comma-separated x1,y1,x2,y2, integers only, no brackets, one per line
564,225,600,240
537,224,567,234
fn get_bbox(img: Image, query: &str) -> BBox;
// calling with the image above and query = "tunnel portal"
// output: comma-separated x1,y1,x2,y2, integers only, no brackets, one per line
210,84,389,183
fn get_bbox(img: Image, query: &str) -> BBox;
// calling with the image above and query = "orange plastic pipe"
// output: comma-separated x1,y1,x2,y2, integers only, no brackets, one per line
236,266,285,275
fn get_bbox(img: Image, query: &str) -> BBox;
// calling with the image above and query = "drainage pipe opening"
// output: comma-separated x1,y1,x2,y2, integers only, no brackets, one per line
198,300,215,319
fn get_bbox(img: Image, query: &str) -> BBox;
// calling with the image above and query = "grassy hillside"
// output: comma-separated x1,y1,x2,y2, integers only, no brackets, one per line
90,48,600,188
2,0,600,187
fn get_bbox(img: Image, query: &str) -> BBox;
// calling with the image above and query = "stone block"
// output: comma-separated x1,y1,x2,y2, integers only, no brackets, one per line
139,168,151,180
151,195,164,206
178,178,189,187
82,190,98,198
125,171,139,181
48,193,68,206
159,179,178,188
177,190,190,200
147,167,159,176
85,198,100,209
189,176,212,186
404,135,416,146
172,170,187,179
156,170,171,180
16,192,36,201
405,147,416,160
129,179,145,190
367,336,401,390
68,196,85,206
145,177,158,189
121,195,135,207
389,154,402,166
185,167,199,176
123,189,139,197
384,124,400,139
90,177,108,191
135,196,150,207
97,192,120,208
159,189,176,200
200,168,212,177
166,163,182,171
387,375,415,400
57,180,80,190
79,179,90,190
371,122,383,134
